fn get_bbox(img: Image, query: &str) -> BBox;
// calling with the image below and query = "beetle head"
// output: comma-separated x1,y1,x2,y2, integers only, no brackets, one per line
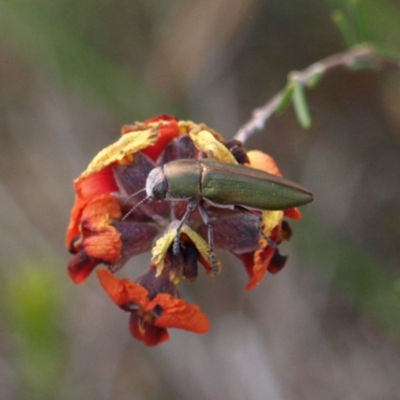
146,166,168,200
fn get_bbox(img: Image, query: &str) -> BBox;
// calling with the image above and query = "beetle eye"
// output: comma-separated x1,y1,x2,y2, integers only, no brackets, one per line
152,179,167,200
146,167,168,200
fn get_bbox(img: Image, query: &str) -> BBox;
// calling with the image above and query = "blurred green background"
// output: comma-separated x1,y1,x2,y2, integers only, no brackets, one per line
1,0,400,399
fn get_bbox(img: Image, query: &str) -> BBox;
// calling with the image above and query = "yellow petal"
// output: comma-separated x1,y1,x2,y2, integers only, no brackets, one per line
169,267,184,286
189,129,237,164
151,223,219,276
180,225,217,271
262,210,284,237
151,228,177,275
76,127,159,181
177,120,199,135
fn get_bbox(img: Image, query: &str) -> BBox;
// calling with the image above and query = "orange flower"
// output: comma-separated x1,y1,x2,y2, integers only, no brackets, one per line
68,195,122,283
66,115,312,344
67,193,159,284
66,167,119,247
66,116,179,246
97,268,210,346
66,116,183,283
66,115,235,284
67,117,307,289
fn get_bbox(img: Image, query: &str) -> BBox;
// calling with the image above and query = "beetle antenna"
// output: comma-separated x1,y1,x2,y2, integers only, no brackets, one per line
122,194,152,220
123,187,147,205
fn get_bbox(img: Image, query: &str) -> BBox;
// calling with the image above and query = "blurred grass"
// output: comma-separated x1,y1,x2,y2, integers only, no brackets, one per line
296,214,400,343
330,0,400,45
0,1,182,120
1,259,66,399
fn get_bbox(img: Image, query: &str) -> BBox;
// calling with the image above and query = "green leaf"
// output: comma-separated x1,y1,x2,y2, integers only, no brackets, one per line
351,0,368,42
276,84,294,114
291,76,312,129
332,10,359,48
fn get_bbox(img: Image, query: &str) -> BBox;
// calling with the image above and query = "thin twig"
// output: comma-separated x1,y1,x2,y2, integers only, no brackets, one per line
234,44,400,143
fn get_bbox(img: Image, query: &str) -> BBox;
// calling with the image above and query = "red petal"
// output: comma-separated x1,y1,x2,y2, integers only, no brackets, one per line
148,294,210,334
247,150,282,176
80,195,122,224
284,207,302,220
84,226,122,263
66,195,87,247
75,166,118,200
239,223,284,290
96,269,149,308
145,115,179,124
68,250,99,284
66,166,118,246
142,118,180,161
241,244,275,291
69,195,123,264
129,313,169,346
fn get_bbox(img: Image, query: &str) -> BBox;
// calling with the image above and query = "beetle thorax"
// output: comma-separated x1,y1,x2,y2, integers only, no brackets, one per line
146,166,168,200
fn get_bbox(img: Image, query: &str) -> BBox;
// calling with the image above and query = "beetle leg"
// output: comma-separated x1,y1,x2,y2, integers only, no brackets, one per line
233,205,278,249
173,199,198,256
197,203,220,276
261,231,278,250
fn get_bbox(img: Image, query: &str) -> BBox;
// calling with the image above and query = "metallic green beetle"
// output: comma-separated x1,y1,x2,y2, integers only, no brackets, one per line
146,158,313,210
143,158,313,274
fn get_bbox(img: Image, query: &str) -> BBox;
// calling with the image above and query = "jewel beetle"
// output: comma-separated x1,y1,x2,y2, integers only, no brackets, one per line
129,158,313,273
146,158,313,210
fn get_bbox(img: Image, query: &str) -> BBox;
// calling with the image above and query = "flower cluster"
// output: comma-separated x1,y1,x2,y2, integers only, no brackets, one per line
66,115,306,346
